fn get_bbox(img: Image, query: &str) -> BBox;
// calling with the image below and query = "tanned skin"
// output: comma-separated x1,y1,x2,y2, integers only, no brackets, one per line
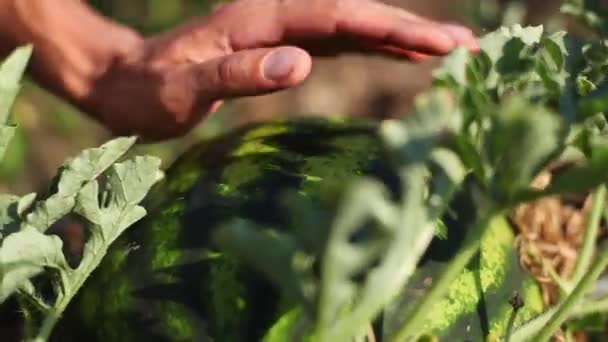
0,0,479,141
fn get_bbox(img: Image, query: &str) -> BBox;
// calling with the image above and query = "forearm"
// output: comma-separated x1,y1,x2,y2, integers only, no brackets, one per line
0,0,142,104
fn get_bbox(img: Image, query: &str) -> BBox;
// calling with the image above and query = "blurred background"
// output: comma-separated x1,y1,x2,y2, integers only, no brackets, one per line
0,0,564,195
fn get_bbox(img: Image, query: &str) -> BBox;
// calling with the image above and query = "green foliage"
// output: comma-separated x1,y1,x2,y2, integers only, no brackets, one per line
0,45,31,163
0,48,164,341
561,0,608,33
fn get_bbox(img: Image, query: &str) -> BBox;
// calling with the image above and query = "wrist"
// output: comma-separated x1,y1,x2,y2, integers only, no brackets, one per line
0,0,143,103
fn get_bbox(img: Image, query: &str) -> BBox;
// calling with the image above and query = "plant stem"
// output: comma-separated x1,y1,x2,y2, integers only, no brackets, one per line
532,195,608,341
532,251,608,341
510,295,608,342
504,309,519,342
570,185,606,284
388,212,495,342
505,292,524,342
31,310,61,342
18,290,51,314
509,307,558,342
30,265,98,341
571,296,608,317
29,242,111,341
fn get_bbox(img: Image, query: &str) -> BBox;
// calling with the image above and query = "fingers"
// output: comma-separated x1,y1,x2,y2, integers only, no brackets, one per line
359,1,479,52
332,0,475,55
216,0,478,60
440,24,480,52
363,44,434,62
190,46,312,100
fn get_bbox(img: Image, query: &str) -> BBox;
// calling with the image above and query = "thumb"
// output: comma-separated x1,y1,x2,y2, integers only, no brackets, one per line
195,46,312,100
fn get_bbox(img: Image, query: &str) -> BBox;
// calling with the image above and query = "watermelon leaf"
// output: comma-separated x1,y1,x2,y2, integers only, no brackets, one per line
0,126,16,166
513,140,608,202
23,137,139,232
0,153,163,325
315,178,407,341
214,219,318,313
0,47,164,340
21,155,163,341
485,97,562,204
579,81,608,117
0,45,31,125
0,45,31,164
0,194,21,238
0,226,67,303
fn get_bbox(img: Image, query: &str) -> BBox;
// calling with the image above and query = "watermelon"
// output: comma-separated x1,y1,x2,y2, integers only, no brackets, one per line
51,118,544,341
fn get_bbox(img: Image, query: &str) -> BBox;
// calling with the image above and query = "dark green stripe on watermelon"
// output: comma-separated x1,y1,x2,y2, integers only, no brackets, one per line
52,118,543,342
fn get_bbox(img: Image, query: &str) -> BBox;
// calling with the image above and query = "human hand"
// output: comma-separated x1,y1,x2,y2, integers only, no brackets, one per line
78,0,480,141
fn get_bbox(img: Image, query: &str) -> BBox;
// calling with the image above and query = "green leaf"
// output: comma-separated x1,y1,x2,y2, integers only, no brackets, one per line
452,134,486,182
433,47,471,87
0,46,31,163
106,156,165,208
0,194,21,239
578,76,597,96
515,140,608,201
479,25,543,64
214,220,316,311
382,89,459,165
579,81,608,118
428,148,468,217
74,155,163,240
0,125,15,163
263,308,312,342
316,178,414,341
486,97,562,203
24,137,138,232
477,25,544,92
315,89,465,338
18,154,164,339
17,193,36,217
537,32,570,94
541,32,568,72
434,219,448,240
0,45,32,124
0,226,67,302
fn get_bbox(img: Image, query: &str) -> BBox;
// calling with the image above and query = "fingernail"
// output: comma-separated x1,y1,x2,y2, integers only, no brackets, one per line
263,48,299,81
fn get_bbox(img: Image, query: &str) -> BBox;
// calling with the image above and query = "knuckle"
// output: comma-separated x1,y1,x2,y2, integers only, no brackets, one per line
216,58,235,84
319,0,343,19
322,0,349,29
281,0,343,18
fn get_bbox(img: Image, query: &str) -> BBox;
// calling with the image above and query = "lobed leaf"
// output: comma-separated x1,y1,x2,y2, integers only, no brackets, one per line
0,45,32,124
486,97,562,203
74,155,163,243
0,227,67,302
24,137,138,232
214,220,316,312
0,194,21,239
0,45,32,163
